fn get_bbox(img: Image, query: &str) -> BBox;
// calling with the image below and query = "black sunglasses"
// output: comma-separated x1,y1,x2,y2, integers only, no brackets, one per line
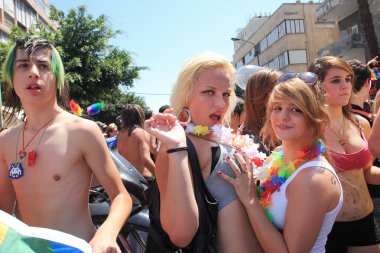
277,72,319,86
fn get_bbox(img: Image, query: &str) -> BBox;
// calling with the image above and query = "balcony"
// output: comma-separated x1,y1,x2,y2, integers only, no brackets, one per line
316,0,357,22
318,32,364,57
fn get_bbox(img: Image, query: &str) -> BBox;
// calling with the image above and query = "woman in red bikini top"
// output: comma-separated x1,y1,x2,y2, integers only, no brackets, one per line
309,56,380,253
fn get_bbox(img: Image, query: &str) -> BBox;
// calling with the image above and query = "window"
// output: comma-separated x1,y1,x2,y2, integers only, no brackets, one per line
286,19,304,34
347,25,358,35
263,50,305,70
288,50,307,64
256,19,305,56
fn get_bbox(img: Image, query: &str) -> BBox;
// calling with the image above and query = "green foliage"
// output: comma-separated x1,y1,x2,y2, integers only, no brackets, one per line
0,5,147,123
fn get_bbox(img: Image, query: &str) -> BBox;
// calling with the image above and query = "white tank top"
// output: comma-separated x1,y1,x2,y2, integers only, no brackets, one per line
267,160,343,253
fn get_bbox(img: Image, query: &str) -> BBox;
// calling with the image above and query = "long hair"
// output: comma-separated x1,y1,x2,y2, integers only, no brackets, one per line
2,36,68,124
308,56,355,122
170,51,236,125
243,69,281,136
261,78,328,150
117,104,145,136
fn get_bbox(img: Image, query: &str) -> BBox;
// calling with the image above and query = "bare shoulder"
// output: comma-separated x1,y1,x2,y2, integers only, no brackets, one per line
0,124,21,150
59,111,100,135
289,164,340,208
130,127,150,141
354,114,371,136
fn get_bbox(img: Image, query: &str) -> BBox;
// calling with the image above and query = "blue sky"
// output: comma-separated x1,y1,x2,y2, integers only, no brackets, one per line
49,0,302,112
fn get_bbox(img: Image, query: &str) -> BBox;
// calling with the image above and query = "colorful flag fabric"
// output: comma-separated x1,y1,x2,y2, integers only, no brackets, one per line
371,68,380,81
0,211,91,253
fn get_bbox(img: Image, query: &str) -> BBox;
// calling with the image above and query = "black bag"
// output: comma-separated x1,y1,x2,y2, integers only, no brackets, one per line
145,137,219,253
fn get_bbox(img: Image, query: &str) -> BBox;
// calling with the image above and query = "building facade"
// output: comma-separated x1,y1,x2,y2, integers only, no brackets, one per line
232,1,339,72
317,0,380,63
0,0,55,42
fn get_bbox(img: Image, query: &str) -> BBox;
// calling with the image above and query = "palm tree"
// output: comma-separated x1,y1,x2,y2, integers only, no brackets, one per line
357,0,379,57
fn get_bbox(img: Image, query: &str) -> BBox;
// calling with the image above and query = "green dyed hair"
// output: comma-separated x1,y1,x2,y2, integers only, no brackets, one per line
3,37,65,94
2,37,68,124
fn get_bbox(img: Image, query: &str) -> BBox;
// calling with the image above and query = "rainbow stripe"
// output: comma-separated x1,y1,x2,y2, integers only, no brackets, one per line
371,68,380,80
0,211,91,253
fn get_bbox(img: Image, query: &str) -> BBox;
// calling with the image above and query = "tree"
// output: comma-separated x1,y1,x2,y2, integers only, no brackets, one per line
50,5,147,122
0,5,147,124
357,0,379,58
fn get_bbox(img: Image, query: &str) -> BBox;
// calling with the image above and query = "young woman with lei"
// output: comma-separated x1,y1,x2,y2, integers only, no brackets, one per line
220,73,343,253
144,52,264,252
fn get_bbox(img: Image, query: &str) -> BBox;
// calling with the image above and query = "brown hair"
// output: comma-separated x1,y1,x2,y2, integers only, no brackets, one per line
308,56,356,122
243,69,282,136
117,104,145,136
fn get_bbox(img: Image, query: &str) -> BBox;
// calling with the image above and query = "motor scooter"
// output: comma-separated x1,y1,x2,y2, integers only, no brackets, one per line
89,148,150,253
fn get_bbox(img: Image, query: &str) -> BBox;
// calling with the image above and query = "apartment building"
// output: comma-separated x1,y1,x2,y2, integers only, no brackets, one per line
0,0,55,42
232,1,339,72
317,0,380,62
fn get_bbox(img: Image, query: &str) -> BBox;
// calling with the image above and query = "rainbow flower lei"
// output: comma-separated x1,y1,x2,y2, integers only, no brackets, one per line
255,140,325,222
184,122,267,160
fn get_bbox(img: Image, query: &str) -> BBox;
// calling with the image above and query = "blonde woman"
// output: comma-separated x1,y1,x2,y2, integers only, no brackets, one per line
220,72,343,252
144,52,262,252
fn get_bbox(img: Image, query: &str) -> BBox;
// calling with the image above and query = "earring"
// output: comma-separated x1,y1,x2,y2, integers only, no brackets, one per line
179,108,191,126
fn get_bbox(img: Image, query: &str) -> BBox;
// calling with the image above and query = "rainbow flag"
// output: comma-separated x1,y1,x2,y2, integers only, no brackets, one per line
371,68,380,80
0,211,91,253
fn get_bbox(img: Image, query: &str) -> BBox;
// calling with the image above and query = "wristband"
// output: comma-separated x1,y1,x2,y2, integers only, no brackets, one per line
167,146,188,154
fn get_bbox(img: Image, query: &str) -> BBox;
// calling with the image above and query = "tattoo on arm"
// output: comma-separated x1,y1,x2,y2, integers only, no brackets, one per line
330,177,337,185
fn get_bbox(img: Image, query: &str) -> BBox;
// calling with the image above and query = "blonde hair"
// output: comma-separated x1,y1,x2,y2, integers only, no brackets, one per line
106,123,117,137
170,51,236,125
261,78,328,149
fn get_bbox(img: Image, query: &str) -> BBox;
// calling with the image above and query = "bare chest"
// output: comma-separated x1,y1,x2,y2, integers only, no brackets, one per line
6,129,89,186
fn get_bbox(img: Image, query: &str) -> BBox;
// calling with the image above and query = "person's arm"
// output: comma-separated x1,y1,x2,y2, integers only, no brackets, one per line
217,200,263,253
135,130,155,175
367,56,378,69
369,112,380,158
80,121,132,253
0,130,16,214
374,90,380,115
145,113,199,247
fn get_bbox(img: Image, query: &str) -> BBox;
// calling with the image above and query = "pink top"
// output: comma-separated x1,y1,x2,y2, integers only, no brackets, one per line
329,128,372,172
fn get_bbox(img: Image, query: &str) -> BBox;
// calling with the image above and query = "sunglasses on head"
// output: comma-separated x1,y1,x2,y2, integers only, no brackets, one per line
277,72,319,86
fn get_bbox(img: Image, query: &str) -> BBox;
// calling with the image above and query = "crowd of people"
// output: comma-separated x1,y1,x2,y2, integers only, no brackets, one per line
1,36,380,253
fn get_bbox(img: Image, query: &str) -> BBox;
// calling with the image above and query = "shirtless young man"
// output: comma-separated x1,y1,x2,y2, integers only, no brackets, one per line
116,104,155,180
0,37,132,253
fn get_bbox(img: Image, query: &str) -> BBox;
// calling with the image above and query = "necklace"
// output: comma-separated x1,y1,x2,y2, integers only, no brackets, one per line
329,118,345,146
184,122,267,160
9,113,57,180
18,117,55,160
255,140,325,222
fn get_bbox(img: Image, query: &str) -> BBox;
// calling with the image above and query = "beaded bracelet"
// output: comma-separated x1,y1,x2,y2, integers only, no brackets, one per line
166,146,189,154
